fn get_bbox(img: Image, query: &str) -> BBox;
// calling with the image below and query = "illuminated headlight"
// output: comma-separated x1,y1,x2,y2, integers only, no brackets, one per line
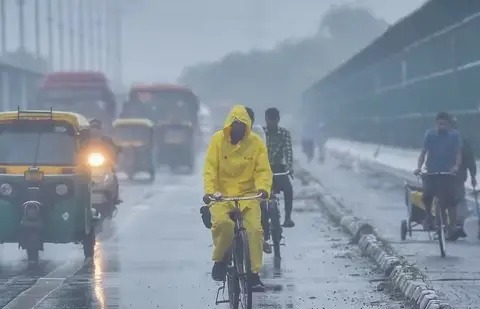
56,184,68,196
0,183,12,196
88,153,105,167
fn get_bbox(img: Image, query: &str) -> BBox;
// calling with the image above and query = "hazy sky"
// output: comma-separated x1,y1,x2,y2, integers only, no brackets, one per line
2,0,426,85
123,0,425,83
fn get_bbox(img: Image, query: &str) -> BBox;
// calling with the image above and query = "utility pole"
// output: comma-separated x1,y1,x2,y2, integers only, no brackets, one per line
47,0,53,68
115,1,123,86
78,0,85,70
105,0,111,76
34,0,40,58
17,0,25,51
88,0,95,69
0,0,6,55
68,0,75,69
58,0,65,70
96,0,103,71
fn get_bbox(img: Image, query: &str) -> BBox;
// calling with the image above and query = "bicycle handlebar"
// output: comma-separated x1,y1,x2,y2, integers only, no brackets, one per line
206,193,264,206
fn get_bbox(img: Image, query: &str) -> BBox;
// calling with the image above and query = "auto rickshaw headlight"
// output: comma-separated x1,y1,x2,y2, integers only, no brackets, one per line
0,183,12,196
55,184,68,196
88,153,105,167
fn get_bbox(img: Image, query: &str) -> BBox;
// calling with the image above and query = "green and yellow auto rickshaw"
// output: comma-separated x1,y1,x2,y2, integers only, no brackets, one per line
112,118,155,180
128,84,200,173
0,109,98,262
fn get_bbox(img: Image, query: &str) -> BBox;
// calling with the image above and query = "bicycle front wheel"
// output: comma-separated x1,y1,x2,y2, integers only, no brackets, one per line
234,230,253,309
436,206,446,258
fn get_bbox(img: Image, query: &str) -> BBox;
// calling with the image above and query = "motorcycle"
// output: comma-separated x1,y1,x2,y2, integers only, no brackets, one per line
88,152,121,220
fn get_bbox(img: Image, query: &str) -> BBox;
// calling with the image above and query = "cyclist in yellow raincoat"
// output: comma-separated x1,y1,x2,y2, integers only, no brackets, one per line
203,105,272,290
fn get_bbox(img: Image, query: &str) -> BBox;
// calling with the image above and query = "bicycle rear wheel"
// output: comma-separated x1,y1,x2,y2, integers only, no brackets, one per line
268,200,283,260
234,230,253,309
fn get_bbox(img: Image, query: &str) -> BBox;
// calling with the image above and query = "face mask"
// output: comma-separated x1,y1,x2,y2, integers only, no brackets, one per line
230,121,246,144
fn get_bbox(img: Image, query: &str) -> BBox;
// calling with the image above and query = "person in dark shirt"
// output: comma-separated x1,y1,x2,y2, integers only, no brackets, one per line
449,116,476,236
414,112,462,240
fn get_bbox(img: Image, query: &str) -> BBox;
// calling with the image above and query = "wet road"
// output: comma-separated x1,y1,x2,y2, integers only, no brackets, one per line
298,152,480,309
0,162,407,308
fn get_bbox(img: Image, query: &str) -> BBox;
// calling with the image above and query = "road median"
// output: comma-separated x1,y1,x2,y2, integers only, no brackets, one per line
294,161,453,309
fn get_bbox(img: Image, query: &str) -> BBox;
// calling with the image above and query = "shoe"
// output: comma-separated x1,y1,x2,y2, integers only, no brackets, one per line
263,241,272,254
250,273,265,292
211,262,227,282
446,227,460,242
282,218,295,228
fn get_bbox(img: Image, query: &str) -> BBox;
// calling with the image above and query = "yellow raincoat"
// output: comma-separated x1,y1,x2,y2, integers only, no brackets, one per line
204,105,272,273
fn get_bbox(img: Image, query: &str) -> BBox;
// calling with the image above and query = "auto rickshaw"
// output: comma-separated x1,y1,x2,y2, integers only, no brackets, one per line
156,119,196,173
112,118,155,180
0,109,99,262
128,84,199,173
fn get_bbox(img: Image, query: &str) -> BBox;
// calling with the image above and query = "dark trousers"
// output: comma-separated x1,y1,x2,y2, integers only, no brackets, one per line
422,174,456,228
261,164,294,239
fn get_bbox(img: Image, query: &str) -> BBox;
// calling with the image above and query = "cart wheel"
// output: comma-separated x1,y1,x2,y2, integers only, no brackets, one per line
408,220,413,237
401,220,407,240
83,228,96,259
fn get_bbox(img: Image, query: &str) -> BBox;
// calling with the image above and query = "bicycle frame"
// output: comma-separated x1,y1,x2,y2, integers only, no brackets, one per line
418,171,455,257
205,194,262,309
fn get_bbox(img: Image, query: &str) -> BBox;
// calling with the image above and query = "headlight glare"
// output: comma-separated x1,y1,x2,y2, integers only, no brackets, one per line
88,153,105,167
56,184,68,196
0,183,12,196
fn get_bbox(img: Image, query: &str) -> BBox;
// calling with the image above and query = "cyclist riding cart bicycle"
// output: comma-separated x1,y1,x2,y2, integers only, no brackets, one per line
201,105,272,291
414,112,462,241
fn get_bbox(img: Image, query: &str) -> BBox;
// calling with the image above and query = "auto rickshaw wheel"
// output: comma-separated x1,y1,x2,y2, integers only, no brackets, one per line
27,248,39,263
83,228,96,258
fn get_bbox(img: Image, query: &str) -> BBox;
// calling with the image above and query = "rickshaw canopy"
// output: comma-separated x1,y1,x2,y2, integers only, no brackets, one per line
113,118,154,128
0,110,90,132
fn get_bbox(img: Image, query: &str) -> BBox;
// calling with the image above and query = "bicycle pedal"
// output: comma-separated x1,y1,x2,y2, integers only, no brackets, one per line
215,286,226,305
216,300,230,305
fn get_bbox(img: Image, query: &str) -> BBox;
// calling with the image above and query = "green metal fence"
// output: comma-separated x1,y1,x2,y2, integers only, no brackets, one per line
305,10,480,151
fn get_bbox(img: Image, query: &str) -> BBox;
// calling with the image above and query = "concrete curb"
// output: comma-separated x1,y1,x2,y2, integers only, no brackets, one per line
294,162,453,309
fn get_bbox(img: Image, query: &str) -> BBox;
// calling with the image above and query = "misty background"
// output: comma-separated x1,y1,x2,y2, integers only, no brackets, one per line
3,0,425,106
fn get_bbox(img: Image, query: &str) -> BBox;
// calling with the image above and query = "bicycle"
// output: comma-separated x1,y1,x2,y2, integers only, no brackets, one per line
204,194,263,309
418,171,455,258
265,171,290,261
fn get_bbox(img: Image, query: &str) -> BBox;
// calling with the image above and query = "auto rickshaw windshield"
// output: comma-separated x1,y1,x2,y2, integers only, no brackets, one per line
113,125,150,142
135,89,198,123
0,122,77,165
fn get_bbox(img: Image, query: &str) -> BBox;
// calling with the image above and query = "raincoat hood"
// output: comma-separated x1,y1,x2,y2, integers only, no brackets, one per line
223,105,252,138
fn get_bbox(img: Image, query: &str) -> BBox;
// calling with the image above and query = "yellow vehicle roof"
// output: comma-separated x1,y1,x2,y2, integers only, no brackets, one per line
113,118,154,127
0,110,90,131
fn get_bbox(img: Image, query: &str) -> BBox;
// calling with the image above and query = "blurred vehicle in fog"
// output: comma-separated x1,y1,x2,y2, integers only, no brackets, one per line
127,84,199,173
35,72,117,129
112,118,155,181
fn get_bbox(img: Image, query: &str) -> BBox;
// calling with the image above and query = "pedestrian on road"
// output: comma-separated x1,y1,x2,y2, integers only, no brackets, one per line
449,115,477,237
